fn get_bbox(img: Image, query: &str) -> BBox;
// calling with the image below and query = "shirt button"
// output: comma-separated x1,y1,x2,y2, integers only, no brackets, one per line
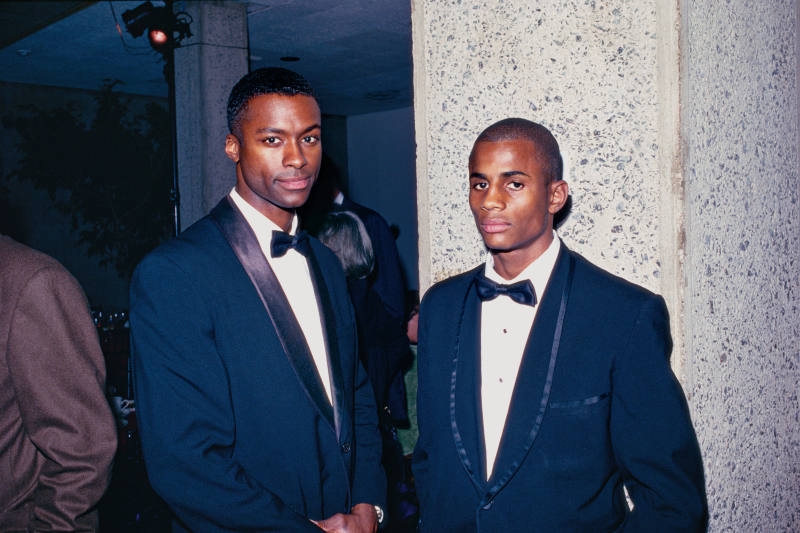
341,441,351,454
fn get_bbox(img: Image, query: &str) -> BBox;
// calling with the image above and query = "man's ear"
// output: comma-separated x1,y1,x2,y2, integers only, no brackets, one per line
548,180,569,215
225,134,240,163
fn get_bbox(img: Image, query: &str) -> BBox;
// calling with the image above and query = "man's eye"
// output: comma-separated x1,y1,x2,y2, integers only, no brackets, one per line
508,181,524,190
262,137,279,144
471,182,488,190
303,135,320,144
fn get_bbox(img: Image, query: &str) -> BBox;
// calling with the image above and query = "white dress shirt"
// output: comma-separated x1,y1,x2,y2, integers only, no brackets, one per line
229,188,333,404
480,233,561,478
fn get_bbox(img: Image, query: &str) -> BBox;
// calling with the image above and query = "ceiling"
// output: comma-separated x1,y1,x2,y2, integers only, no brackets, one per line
0,0,412,115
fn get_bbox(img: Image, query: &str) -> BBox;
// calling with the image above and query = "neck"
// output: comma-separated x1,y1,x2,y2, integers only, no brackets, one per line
234,183,294,232
490,236,554,280
270,211,294,233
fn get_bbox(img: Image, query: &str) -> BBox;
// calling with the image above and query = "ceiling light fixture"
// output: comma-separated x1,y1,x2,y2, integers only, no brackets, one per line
122,1,192,56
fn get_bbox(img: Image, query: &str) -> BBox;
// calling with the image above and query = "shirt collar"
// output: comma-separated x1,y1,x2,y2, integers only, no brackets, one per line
229,187,298,241
484,231,561,300
333,191,344,206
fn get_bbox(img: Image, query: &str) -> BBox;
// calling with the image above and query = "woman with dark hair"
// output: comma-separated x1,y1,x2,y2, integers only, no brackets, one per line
317,210,416,530
319,210,397,402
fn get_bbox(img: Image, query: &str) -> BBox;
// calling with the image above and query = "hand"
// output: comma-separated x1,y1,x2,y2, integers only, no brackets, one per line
312,503,378,533
406,308,419,344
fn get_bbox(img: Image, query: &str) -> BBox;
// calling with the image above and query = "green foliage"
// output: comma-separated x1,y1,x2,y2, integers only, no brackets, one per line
3,81,173,278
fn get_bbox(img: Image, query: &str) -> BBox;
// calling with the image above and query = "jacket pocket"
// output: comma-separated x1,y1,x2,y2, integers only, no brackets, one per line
549,392,609,409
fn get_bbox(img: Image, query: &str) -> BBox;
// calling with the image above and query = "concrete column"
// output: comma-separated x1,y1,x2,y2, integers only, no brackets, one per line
682,1,800,530
173,0,248,228
412,0,800,530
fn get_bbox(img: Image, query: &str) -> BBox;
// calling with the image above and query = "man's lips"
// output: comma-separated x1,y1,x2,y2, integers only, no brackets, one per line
479,219,511,233
276,176,312,191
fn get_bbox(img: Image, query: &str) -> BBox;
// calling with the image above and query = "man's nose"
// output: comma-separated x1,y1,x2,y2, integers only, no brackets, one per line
283,140,307,168
482,184,505,210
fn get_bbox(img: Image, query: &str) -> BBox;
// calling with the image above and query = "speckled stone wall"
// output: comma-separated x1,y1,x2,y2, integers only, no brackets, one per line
413,0,800,530
683,0,800,530
413,0,665,294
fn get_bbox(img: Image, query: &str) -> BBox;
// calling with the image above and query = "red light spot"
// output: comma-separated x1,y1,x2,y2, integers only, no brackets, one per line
149,28,168,46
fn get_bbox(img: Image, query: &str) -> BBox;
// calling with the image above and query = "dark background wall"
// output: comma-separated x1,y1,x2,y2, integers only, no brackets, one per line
0,81,167,310
1,82,418,307
347,106,417,290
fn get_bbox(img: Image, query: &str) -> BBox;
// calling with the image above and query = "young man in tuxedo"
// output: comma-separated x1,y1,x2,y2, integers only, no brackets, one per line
412,118,707,532
130,68,385,533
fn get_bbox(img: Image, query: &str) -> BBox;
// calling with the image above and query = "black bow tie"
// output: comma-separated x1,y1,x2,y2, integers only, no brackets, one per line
475,274,537,307
270,230,310,258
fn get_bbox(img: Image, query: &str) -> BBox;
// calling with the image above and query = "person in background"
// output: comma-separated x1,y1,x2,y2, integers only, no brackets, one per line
0,235,117,532
301,155,413,425
317,210,417,529
412,118,707,532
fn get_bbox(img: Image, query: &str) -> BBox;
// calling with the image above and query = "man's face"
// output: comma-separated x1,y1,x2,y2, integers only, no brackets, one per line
468,139,568,268
225,93,322,228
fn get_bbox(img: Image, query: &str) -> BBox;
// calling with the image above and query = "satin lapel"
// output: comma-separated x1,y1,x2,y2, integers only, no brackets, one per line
305,243,346,440
450,269,488,495
485,248,575,501
210,198,335,430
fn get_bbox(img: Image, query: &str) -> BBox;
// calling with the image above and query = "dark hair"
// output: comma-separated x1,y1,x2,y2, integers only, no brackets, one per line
472,118,563,182
317,211,374,279
226,67,315,135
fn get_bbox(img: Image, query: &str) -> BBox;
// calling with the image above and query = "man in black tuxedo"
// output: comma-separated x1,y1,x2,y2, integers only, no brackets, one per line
130,68,385,533
412,118,707,532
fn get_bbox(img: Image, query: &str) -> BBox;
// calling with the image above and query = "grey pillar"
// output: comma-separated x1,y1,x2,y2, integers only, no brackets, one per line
174,0,248,228
683,0,800,529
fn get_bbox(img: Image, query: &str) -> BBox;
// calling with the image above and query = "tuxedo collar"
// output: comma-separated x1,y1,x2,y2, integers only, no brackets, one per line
229,187,299,240
210,197,343,436
450,243,575,502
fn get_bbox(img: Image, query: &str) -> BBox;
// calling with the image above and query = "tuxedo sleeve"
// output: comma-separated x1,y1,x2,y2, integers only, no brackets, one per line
8,265,116,531
350,333,387,509
130,254,321,532
610,296,708,532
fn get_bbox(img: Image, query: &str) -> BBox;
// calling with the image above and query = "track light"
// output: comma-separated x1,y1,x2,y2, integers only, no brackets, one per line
122,1,192,54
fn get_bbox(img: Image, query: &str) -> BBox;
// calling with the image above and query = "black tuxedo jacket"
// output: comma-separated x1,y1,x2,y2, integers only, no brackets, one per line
413,244,706,532
130,198,385,532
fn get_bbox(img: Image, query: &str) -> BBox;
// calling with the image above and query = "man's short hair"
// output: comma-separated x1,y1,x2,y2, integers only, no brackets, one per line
473,118,563,182
227,67,315,135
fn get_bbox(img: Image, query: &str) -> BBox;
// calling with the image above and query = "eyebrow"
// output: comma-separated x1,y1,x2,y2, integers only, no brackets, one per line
254,124,321,135
469,170,529,179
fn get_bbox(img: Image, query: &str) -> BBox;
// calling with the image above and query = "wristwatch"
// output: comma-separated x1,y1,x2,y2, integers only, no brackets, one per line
373,505,385,526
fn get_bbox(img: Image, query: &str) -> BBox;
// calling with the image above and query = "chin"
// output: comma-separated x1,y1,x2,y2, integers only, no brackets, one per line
481,235,511,251
282,192,313,208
